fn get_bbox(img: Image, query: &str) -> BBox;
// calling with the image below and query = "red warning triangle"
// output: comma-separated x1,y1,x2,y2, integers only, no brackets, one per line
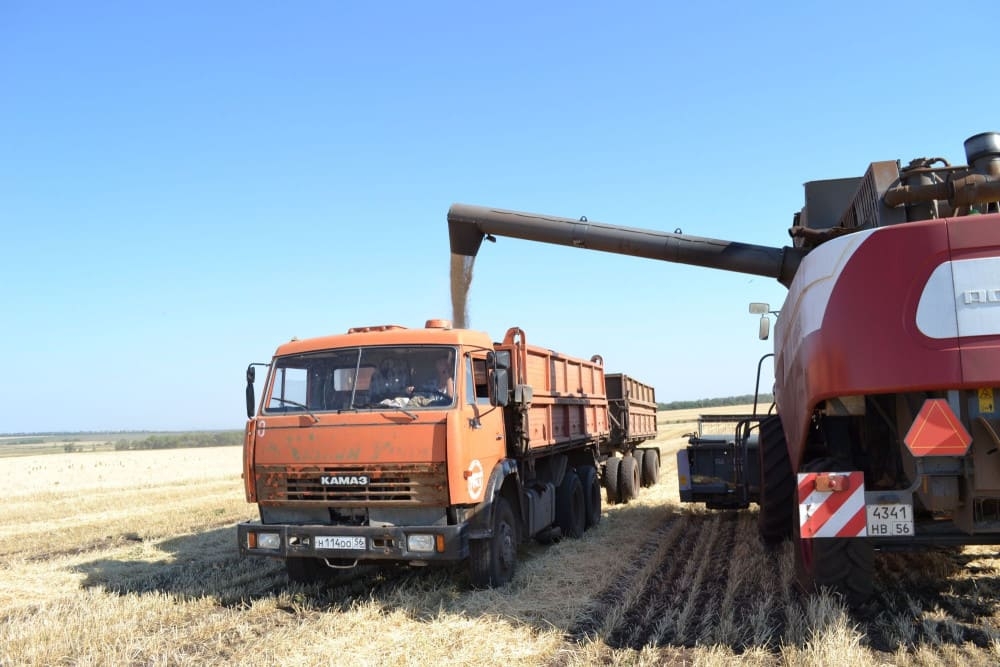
904,398,972,457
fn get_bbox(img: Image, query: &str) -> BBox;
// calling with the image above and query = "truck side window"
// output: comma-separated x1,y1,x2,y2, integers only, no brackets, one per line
466,356,491,406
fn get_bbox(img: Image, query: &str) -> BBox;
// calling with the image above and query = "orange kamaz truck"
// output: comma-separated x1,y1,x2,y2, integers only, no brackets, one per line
237,319,656,586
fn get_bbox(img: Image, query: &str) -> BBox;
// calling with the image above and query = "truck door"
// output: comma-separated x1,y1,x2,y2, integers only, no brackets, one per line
449,352,506,504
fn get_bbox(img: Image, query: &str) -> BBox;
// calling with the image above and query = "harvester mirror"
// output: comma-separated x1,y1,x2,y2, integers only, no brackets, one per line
749,302,770,314
758,315,771,340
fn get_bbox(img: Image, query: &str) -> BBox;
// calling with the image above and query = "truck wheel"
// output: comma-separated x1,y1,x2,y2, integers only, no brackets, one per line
556,470,586,539
640,447,660,487
794,458,874,608
757,415,793,545
634,449,647,487
285,557,331,584
604,456,621,504
469,495,517,588
578,464,602,528
619,454,640,502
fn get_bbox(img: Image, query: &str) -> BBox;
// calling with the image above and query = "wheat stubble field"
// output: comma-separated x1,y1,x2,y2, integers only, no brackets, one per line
3,408,1000,666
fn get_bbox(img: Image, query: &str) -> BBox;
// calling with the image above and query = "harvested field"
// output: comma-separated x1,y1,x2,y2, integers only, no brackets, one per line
3,408,1000,665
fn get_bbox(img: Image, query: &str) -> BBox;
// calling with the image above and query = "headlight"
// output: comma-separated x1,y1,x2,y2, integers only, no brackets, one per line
407,534,435,552
255,532,281,550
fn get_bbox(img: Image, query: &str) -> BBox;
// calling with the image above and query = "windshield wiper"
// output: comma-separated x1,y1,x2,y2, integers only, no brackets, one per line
353,401,418,421
268,397,320,423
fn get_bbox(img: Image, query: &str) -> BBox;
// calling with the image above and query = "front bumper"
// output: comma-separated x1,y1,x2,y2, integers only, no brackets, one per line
237,521,469,562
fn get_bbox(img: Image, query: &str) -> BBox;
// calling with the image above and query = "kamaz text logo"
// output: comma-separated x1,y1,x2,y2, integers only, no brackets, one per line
320,475,370,486
963,288,1000,305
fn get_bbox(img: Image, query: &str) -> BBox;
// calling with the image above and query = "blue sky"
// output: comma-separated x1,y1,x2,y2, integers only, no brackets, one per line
2,2,997,432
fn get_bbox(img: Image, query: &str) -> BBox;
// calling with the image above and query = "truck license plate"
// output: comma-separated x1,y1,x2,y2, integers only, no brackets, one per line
315,536,366,550
866,503,913,537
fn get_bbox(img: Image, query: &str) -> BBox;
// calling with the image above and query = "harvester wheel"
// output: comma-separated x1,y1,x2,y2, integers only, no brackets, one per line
469,495,518,588
619,454,640,502
285,557,332,584
578,464,602,528
640,447,660,487
556,469,586,539
793,457,874,608
757,415,793,545
604,456,621,504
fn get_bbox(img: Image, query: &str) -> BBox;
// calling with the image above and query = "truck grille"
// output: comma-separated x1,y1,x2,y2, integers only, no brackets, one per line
254,463,448,505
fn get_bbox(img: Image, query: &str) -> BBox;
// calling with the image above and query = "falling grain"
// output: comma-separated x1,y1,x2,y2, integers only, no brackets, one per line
450,253,475,329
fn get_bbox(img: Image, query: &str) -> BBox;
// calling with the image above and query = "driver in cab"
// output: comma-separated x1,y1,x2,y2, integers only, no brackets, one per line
408,351,455,398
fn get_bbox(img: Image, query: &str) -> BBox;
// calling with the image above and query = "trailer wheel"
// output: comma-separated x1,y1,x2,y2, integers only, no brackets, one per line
794,458,874,608
634,449,647,486
640,447,660,487
604,456,621,504
757,415,793,545
285,557,332,584
556,469,586,539
619,454,640,502
578,464,602,528
469,495,517,588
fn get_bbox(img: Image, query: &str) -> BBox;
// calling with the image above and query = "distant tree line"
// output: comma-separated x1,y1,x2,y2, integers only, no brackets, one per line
112,431,243,451
657,394,773,411
6,437,47,445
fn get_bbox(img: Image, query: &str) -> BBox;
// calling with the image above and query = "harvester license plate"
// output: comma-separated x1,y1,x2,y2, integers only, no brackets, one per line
866,503,913,537
315,536,366,550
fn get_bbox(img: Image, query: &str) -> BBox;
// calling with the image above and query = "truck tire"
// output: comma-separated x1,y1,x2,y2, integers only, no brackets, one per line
640,447,660,487
619,454,640,502
469,495,517,588
578,464,602,528
757,415,793,545
793,457,874,608
604,456,621,504
285,557,332,584
556,469,586,539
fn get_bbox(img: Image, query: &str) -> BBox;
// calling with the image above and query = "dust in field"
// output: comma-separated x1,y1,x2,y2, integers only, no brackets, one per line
4,416,1000,665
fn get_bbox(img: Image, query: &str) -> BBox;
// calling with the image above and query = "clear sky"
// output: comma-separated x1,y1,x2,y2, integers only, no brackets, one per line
2,2,998,432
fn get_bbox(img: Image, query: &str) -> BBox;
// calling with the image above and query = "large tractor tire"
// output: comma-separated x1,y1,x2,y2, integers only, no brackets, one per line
793,458,874,608
578,464,602,529
469,495,518,587
604,456,621,504
556,469,586,539
757,415,794,545
619,453,640,502
640,447,660,487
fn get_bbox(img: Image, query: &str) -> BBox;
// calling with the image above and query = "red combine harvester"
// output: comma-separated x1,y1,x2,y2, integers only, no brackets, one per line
447,132,1000,604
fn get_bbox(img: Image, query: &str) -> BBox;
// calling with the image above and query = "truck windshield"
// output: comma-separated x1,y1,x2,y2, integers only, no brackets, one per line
263,346,457,414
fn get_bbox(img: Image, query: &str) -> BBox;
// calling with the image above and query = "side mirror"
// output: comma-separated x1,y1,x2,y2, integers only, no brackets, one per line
749,302,770,315
246,364,257,419
489,367,510,407
488,350,511,370
758,315,771,340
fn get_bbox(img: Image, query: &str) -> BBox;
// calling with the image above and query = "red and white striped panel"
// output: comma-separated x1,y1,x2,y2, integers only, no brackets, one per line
797,471,867,538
